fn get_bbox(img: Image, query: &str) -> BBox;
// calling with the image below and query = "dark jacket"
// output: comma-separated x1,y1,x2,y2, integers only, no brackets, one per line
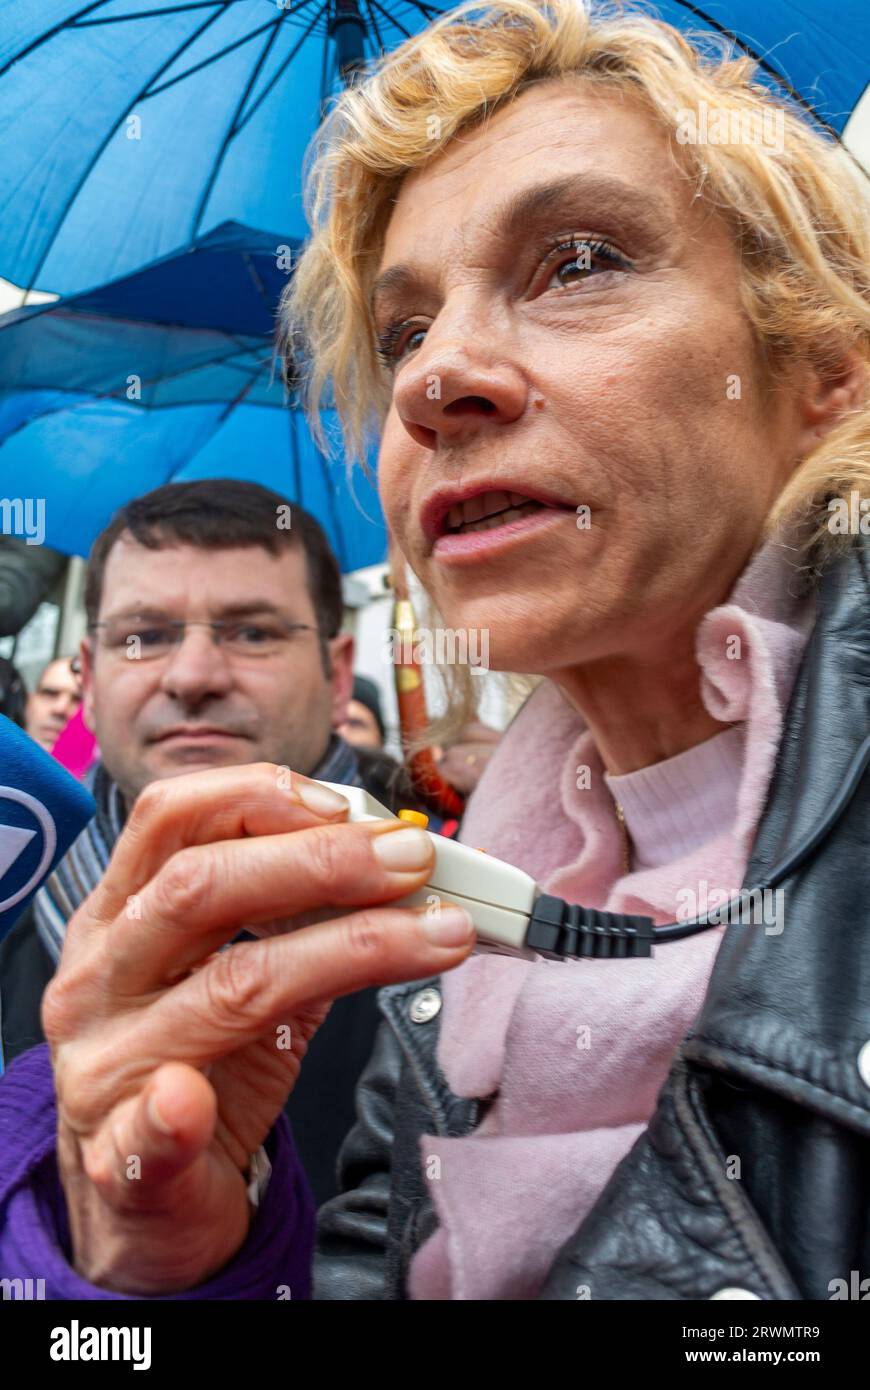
0,742,419,1209
315,537,870,1299
0,536,67,639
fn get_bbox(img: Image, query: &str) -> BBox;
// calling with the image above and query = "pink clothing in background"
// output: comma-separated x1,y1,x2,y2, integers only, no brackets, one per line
409,542,815,1300
50,707,99,780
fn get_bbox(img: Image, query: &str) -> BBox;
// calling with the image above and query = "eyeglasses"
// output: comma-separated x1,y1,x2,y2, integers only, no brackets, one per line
89,616,321,662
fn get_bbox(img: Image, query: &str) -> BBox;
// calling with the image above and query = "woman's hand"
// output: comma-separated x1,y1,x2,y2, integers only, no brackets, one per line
42,763,474,1295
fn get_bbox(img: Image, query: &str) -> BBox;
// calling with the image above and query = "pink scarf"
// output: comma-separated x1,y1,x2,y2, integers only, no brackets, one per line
409,542,814,1300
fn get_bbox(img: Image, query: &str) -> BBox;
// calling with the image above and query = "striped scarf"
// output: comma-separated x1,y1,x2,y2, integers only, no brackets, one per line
33,737,363,966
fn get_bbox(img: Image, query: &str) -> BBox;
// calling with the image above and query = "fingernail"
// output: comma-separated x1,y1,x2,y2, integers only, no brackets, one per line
372,826,433,871
148,1090,175,1137
422,905,475,946
295,781,349,818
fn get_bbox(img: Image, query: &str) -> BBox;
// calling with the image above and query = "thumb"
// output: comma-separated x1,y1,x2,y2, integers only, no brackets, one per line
97,1063,218,1203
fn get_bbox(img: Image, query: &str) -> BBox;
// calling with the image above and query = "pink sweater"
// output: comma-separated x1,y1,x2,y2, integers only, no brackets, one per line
409,541,814,1300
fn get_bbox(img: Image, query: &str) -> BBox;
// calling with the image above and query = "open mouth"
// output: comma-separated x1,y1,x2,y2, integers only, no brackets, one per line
442,490,547,536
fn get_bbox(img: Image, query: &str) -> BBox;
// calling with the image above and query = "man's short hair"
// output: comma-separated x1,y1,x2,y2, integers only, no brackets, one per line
84,481,344,644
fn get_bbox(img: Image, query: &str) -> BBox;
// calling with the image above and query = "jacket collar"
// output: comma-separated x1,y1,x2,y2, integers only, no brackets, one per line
378,978,478,1136
686,534,870,1131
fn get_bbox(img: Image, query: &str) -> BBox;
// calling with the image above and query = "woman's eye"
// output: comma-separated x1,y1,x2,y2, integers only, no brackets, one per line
402,327,428,357
542,238,629,293
375,239,628,367
376,322,428,368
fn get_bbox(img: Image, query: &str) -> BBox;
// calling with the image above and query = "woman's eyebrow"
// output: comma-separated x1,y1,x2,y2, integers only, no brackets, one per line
371,263,421,320
496,172,670,244
371,172,670,317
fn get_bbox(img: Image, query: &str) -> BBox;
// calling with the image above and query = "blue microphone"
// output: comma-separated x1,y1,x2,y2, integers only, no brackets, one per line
0,714,95,947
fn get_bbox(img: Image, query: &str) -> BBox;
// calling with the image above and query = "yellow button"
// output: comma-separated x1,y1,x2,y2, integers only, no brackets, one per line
398,809,429,828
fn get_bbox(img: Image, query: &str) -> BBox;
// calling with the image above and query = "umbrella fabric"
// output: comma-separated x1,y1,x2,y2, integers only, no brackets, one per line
657,1,870,144
0,221,386,569
0,0,453,295
0,220,300,408
0,395,384,569
0,2,866,297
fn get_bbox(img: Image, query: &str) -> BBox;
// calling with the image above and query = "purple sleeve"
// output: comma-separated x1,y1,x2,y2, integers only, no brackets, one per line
0,1043,315,1299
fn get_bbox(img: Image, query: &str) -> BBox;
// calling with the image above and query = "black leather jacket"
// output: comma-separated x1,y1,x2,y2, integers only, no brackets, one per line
315,537,870,1300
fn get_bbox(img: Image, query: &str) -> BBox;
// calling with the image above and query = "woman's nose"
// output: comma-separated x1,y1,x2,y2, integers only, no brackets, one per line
392,337,529,451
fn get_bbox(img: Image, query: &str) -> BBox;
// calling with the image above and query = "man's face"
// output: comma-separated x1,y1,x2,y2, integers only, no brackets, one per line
25,658,82,752
81,538,353,804
374,81,809,677
339,699,383,749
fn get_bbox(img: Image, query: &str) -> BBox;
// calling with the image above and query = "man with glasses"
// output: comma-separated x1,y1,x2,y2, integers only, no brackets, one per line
0,479,397,1205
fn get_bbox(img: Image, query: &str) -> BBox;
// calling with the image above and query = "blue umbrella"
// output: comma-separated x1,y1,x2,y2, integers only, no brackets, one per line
0,0,453,296
0,221,386,569
659,1,870,153
0,2,866,297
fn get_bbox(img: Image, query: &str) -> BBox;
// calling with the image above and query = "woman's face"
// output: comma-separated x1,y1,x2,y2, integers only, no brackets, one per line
374,80,808,676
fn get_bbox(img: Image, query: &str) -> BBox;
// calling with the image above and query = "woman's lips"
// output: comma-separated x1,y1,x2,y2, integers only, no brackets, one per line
432,504,573,561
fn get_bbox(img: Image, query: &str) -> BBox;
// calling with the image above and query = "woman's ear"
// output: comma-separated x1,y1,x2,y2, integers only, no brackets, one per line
794,346,868,457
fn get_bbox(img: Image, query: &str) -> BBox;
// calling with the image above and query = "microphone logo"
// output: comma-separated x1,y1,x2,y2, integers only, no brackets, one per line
0,787,57,915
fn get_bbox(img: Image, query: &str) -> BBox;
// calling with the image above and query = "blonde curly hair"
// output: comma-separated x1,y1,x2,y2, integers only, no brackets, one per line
282,0,870,559
281,0,870,742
